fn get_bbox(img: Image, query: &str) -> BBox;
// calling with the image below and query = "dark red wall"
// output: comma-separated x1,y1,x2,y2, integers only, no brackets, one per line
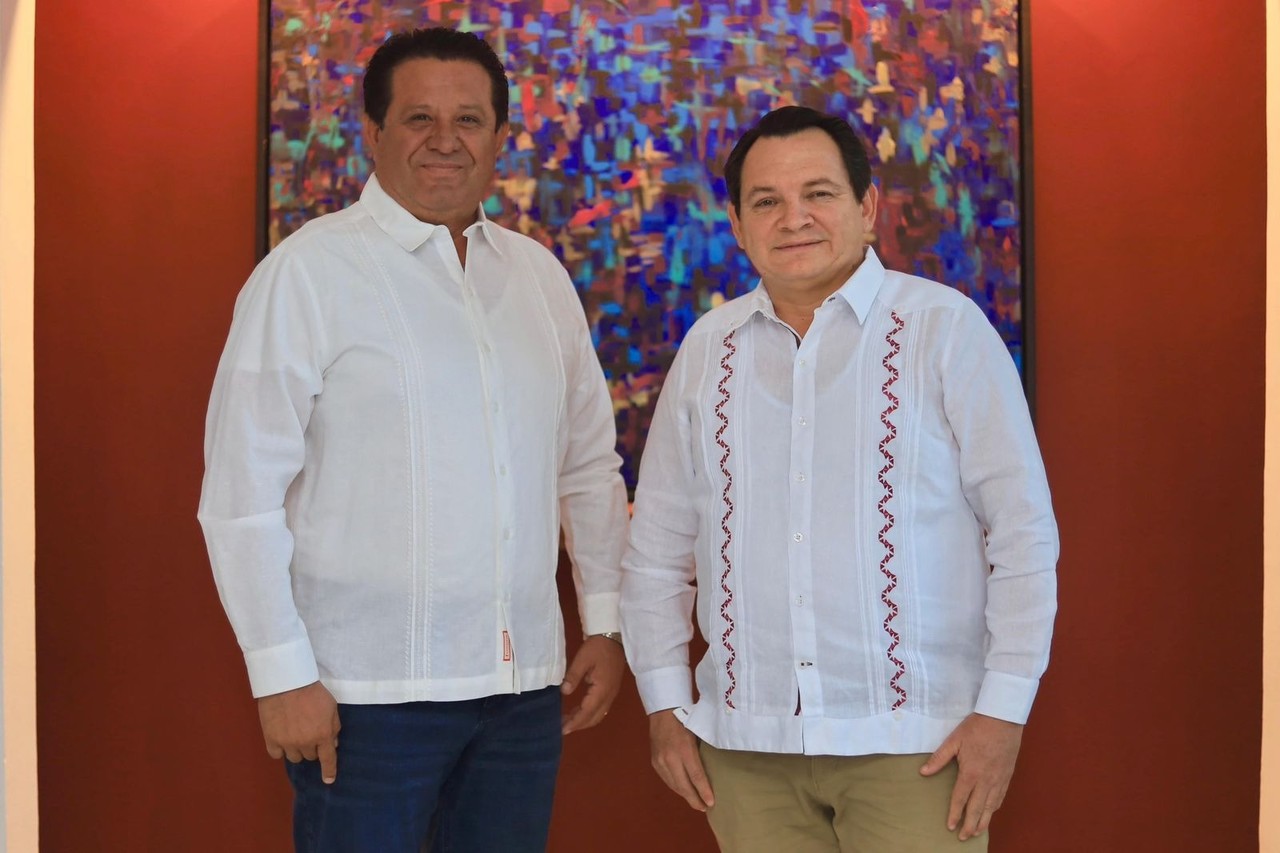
34,1,1264,850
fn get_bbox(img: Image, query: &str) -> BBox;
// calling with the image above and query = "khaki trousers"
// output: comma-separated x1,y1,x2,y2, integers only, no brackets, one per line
699,742,988,853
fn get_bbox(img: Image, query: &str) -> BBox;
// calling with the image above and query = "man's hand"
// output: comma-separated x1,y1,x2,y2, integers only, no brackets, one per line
919,713,1024,841
257,681,342,784
649,709,714,812
560,636,626,734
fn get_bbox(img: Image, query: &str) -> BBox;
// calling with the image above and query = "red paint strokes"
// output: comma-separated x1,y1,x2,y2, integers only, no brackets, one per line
715,330,738,709
567,200,615,229
918,23,952,60
894,52,929,88
520,79,537,130
845,0,871,65
877,312,908,711
846,0,869,35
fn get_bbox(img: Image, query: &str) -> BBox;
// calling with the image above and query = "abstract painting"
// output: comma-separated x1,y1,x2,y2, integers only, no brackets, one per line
264,0,1030,488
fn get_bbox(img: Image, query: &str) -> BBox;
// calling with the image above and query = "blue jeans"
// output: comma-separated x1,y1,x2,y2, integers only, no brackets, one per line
285,686,562,853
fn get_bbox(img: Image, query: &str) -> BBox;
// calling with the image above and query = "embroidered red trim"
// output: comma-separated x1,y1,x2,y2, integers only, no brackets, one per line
878,311,908,711
715,330,738,709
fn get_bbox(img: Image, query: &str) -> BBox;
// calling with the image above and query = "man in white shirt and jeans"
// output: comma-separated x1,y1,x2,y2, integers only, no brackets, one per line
620,106,1058,852
199,27,628,852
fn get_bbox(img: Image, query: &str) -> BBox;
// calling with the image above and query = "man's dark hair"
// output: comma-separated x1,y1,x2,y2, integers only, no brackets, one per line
723,106,872,211
363,27,509,129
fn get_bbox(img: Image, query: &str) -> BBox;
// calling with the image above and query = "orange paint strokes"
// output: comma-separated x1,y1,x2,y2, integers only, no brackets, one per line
567,200,614,229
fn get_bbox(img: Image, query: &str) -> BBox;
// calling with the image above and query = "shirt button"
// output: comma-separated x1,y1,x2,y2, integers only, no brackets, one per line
795,596,804,606
503,528,513,541
893,711,904,721
793,532,804,542
499,464,508,476
798,661,813,668
491,401,501,413
483,343,493,353
798,417,808,427
798,358,807,367
795,473,806,482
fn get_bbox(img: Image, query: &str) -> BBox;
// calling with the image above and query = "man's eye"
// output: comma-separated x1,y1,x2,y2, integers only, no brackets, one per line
459,115,481,125
753,198,776,209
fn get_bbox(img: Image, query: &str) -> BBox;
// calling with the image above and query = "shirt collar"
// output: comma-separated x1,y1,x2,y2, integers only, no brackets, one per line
718,246,888,334
831,245,887,324
360,173,503,256
711,283,774,335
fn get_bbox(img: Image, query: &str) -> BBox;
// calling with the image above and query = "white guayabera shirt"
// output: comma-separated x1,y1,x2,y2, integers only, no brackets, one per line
199,175,628,705
621,248,1058,756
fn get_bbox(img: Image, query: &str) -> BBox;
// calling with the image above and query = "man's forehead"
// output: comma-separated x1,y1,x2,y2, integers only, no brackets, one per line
393,95,491,112
389,59,493,102
741,132,848,187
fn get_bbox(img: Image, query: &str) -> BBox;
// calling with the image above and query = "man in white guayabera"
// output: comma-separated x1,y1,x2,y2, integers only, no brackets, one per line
620,106,1058,853
198,27,628,853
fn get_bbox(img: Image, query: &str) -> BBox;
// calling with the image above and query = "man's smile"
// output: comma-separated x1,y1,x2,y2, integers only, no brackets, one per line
774,239,824,252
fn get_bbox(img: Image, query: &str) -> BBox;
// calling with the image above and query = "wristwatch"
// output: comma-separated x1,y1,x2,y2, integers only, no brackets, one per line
590,631,624,647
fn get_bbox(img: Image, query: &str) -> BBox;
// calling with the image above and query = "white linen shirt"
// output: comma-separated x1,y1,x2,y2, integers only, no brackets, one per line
620,248,1058,756
199,175,628,704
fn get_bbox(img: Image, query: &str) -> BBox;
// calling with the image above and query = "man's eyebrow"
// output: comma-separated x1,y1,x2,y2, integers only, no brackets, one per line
744,177,844,197
743,184,778,199
399,102,490,113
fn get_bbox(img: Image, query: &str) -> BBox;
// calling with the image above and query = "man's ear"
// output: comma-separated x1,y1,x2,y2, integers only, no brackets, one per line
728,202,744,248
860,182,879,229
494,122,510,162
362,115,382,153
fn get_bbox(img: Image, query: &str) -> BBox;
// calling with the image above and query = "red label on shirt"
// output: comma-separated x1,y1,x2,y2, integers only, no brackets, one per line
502,630,512,662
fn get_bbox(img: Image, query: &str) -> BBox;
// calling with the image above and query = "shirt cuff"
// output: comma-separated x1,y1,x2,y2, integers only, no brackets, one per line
579,591,621,636
244,637,320,698
973,670,1040,724
634,665,695,715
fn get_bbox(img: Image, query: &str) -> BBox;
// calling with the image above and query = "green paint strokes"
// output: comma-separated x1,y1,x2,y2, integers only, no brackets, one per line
930,166,949,208
957,186,976,238
847,68,873,92
670,242,687,285
911,137,929,167
318,129,344,151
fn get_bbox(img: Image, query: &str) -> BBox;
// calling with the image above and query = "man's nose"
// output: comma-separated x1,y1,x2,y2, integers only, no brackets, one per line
779,200,814,231
428,124,461,152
